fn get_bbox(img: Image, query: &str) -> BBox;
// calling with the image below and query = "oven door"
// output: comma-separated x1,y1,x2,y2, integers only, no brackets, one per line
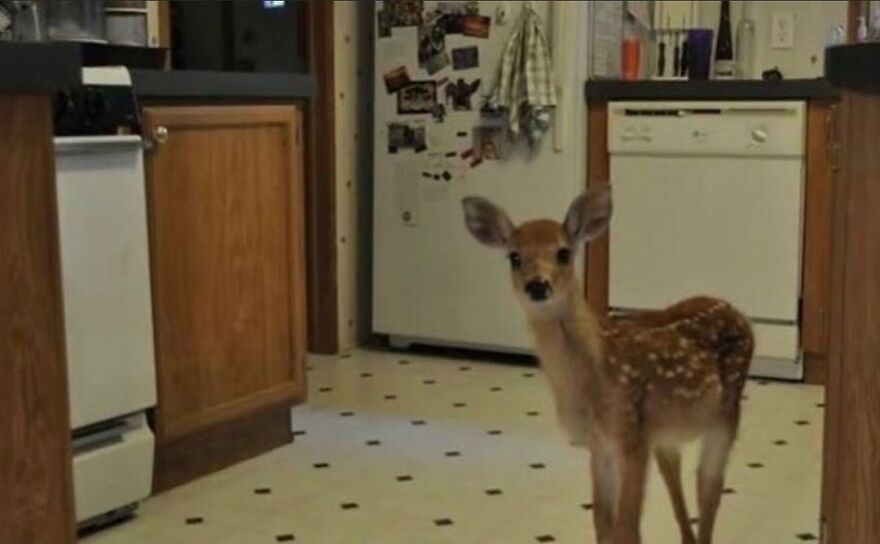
55,136,157,430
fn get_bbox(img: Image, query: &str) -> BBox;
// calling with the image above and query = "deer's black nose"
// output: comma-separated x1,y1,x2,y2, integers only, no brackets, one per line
525,279,552,302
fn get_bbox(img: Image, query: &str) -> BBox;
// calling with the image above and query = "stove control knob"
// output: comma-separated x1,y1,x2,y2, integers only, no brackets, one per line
84,90,108,117
54,91,76,117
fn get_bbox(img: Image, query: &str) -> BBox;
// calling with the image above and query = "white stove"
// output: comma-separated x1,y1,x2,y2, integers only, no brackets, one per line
54,67,156,528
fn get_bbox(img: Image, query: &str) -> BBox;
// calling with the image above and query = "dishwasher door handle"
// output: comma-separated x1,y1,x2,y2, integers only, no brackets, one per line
751,129,769,143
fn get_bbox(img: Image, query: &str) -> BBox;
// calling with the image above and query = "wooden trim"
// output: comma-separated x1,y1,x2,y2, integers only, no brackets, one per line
822,97,845,534
303,1,339,354
0,94,76,543
158,0,171,48
802,100,835,385
160,382,303,442
586,101,611,319
158,0,171,69
153,403,292,493
287,105,309,401
847,0,862,43
143,104,302,126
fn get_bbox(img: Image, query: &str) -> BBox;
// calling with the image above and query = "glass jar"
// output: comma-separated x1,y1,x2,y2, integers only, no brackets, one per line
736,2,756,79
47,0,105,43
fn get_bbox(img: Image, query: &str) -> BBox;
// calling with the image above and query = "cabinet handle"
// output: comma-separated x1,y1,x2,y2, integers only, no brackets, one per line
153,126,169,145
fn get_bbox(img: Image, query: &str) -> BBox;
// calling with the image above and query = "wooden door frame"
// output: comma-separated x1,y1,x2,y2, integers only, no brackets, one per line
303,1,339,354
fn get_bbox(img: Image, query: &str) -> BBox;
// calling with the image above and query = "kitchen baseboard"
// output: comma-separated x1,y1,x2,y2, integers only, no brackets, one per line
152,403,292,493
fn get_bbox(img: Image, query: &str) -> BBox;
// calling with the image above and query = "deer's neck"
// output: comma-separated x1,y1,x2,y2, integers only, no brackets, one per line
527,292,605,443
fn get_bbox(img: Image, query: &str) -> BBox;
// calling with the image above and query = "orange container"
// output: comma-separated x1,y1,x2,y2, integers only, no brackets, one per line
622,38,641,81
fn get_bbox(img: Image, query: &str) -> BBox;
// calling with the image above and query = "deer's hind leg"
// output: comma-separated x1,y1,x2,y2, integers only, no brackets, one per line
696,412,739,544
656,447,697,544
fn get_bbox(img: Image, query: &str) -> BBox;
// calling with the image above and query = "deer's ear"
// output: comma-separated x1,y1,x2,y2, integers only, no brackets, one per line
462,196,514,248
564,186,612,243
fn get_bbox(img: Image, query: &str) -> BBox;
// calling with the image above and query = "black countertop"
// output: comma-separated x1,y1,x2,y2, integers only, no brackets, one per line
0,42,81,93
825,44,880,92
1,42,315,98
131,70,317,100
585,78,839,101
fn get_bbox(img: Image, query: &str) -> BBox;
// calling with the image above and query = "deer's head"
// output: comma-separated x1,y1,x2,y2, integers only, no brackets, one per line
462,187,612,313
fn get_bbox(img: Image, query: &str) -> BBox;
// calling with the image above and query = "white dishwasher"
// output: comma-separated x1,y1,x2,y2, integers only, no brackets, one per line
607,101,806,380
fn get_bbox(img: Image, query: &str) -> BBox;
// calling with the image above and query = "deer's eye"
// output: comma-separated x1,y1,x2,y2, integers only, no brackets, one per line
508,252,522,270
556,248,572,265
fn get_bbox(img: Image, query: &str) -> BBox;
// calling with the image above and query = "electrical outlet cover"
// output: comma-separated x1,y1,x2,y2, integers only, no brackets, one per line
771,12,796,49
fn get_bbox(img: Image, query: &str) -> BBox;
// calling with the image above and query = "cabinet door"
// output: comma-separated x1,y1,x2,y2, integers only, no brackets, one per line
143,105,306,442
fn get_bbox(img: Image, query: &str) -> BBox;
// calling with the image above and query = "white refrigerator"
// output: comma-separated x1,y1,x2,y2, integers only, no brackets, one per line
372,1,597,353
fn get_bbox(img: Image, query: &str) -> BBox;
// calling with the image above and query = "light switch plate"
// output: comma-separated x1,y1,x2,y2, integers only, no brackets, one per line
771,12,796,49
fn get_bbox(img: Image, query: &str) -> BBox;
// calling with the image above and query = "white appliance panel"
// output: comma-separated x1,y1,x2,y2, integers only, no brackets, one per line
72,415,154,523
608,154,804,321
55,136,157,429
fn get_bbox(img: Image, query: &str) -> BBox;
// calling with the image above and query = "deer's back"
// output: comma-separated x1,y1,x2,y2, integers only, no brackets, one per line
600,297,754,443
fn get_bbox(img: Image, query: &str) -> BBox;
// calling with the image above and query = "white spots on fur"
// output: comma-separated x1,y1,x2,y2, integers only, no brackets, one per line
674,387,699,399
648,353,658,362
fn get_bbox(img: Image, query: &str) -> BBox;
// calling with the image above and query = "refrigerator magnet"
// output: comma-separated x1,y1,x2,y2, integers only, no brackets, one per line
461,15,491,38
384,0,424,28
474,126,509,160
398,81,438,115
445,78,481,111
388,121,427,154
384,66,411,94
452,46,479,70
418,16,450,75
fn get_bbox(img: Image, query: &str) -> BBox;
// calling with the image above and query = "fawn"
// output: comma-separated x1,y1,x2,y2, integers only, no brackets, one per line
462,186,753,544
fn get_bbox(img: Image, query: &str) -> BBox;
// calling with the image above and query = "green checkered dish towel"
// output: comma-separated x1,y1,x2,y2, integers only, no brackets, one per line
487,4,557,147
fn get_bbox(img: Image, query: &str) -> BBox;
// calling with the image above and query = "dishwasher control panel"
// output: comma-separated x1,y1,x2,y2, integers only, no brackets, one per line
608,101,806,157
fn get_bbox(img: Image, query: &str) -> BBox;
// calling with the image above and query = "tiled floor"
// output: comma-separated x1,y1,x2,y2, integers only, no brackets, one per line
83,349,825,544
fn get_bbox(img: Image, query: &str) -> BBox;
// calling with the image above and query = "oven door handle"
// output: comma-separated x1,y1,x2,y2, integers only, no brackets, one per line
54,135,144,155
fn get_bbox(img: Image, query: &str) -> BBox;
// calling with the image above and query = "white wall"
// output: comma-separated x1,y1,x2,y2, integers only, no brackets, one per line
698,0,847,79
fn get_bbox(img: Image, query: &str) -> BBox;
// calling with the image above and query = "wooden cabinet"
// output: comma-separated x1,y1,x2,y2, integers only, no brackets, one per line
0,94,76,544
821,89,880,543
143,105,307,489
801,101,836,382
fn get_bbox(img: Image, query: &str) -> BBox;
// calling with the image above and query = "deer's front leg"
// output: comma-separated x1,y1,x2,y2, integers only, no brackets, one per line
590,445,618,543
611,443,649,544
